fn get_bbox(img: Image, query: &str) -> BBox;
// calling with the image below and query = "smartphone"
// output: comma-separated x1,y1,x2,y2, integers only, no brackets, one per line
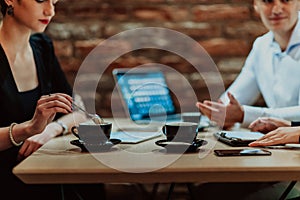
214,148,272,157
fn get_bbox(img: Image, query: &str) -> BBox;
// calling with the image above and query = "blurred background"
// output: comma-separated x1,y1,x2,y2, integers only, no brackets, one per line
46,0,267,118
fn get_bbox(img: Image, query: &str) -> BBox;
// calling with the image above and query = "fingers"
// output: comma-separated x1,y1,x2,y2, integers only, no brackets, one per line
196,102,219,113
30,93,73,135
41,93,72,110
248,118,260,129
196,101,222,122
196,101,229,128
17,143,28,161
37,101,71,114
227,92,239,105
44,93,73,102
249,131,284,146
38,93,73,113
41,93,72,105
18,142,32,160
18,140,41,161
249,129,283,146
47,113,56,124
249,138,282,147
249,118,268,133
249,117,286,133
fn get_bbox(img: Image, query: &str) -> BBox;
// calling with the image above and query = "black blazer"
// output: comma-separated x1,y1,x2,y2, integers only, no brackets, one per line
0,33,72,127
0,33,72,198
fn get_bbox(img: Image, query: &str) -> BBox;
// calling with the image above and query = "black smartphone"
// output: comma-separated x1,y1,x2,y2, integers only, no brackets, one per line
214,148,272,157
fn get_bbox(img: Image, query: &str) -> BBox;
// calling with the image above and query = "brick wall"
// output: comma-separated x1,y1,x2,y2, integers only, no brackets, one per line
46,0,267,117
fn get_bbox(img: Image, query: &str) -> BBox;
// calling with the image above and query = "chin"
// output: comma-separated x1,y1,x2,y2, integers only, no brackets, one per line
32,30,46,34
32,26,47,33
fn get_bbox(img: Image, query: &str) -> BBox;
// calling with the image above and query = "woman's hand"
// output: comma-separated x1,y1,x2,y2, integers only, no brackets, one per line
249,126,300,147
27,93,72,136
17,122,60,160
17,133,47,161
248,117,291,134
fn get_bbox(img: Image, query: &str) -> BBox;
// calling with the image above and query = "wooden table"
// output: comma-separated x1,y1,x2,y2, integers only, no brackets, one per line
13,118,300,184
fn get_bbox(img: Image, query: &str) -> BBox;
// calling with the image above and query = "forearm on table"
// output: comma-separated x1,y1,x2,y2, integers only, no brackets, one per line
0,121,35,151
242,106,300,127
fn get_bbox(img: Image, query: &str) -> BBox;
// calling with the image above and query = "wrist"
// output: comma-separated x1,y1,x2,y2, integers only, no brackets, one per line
23,121,37,137
9,123,23,146
9,122,34,144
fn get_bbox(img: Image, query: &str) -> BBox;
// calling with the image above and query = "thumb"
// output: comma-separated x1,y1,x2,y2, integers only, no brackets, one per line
217,98,224,104
47,113,56,124
228,92,239,105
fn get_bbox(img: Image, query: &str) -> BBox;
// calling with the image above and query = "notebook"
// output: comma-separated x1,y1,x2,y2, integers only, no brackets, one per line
214,131,265,147
112,67,182,124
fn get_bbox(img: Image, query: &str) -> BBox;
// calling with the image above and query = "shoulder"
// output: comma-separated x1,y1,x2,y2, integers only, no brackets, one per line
252,31,273,49
30,33,54,50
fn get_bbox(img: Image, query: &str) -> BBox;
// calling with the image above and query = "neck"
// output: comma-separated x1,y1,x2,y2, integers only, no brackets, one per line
273,20,297,52
0,18,32,65
274,30,292,52
0,17,31,52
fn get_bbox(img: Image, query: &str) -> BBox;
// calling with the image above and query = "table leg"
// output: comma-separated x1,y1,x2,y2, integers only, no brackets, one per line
167,183,175,200
279,181,297,200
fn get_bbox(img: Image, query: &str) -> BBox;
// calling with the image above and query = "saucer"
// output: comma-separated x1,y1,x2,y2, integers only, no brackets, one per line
70,139,121,152
155,139,207,153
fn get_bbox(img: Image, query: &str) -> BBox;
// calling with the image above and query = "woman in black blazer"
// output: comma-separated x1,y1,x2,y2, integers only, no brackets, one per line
0,0,90,199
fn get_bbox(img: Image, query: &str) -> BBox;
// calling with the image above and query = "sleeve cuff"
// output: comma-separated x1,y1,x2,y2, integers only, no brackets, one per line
241,105,265,127
291,121,300,127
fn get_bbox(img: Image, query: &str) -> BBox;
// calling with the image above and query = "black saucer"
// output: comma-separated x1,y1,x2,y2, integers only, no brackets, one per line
155,139,207,153
70,139,121,152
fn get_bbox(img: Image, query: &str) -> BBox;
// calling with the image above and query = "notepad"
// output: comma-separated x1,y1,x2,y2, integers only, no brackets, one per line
214,131,265,147
219,131,264,140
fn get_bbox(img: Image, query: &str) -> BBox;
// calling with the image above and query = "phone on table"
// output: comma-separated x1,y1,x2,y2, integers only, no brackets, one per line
214,148,272,157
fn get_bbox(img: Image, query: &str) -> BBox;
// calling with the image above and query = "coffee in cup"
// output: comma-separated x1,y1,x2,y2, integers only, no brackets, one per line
71,122,112,145
162,122,198,142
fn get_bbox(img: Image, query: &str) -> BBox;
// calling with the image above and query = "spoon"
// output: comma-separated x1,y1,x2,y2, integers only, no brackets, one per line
72,103,105,124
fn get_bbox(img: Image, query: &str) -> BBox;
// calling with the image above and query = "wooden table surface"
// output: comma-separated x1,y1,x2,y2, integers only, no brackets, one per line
13,118,300,184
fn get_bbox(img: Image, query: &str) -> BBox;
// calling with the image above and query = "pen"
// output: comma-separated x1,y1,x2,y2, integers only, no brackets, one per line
72,103,104,124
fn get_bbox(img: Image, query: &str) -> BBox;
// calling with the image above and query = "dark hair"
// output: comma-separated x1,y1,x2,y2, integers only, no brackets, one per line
0,0,8,16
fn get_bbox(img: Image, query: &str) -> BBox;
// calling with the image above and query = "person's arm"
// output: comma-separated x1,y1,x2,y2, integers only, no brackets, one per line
219,44,261,106
17,34,87,158
249,126,300,146
244,106,300,127
17,37,87,158
17,96,87,160
196,92,244,129
196,44,261,129
17,110,86,160
249,117,291,133
0,93,72,151
0,122,36,151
